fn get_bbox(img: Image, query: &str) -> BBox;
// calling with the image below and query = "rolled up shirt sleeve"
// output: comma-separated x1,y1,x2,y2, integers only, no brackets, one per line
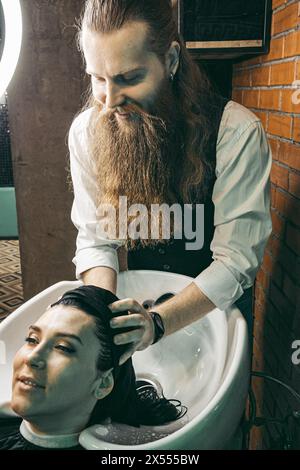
193,111,272,311
68,110,124,280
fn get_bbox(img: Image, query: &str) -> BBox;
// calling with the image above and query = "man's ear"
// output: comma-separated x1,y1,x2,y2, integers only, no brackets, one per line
165,40,180,76
93,368,114,400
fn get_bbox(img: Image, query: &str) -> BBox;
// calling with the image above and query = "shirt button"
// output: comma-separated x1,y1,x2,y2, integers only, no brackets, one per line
158,248,165,255
163,264,170,271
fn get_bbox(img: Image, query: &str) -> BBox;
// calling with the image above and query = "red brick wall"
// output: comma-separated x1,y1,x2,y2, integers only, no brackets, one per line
232,0,300,449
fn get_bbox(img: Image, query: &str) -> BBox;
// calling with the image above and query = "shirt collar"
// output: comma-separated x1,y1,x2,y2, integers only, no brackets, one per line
20,420,80,449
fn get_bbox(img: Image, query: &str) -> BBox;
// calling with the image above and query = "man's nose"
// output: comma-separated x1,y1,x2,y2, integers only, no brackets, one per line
103,82,125,110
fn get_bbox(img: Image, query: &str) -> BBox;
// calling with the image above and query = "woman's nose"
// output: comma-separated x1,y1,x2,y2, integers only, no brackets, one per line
24,349,46,369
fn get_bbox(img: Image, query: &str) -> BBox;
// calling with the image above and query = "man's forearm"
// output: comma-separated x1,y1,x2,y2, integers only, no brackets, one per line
150,281,216,337
81,266,117,294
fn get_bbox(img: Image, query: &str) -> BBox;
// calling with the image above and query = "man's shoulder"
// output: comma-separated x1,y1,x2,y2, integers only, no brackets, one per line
218,99,262,145
69,106,97,142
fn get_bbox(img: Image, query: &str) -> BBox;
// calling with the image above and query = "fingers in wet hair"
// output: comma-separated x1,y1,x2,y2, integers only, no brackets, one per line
119,346,137,366
110,313,144,328
108,298,141,312
113,328,143,345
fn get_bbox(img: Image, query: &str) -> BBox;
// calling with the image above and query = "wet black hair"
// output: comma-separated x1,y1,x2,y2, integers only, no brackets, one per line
50,285,187,428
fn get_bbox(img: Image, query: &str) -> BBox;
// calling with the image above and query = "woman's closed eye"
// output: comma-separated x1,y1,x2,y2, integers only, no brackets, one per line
55,344,76,354
24,336,76,354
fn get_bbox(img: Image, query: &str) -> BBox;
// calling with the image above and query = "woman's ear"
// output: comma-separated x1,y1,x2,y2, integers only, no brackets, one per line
93,368,114,400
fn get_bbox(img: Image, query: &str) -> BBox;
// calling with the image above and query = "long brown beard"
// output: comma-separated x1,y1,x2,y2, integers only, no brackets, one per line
88,78,185,250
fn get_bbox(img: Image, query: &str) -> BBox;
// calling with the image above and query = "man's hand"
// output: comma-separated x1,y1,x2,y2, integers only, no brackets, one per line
108,298,155,366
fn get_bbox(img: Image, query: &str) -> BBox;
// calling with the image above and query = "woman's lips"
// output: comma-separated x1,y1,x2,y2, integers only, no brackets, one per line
17,376,45,390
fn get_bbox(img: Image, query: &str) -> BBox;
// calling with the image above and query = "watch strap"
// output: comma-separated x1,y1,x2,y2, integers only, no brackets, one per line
149,311,165,344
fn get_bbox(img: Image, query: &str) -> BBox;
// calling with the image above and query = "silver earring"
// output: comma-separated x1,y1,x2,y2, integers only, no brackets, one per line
170,72,174,82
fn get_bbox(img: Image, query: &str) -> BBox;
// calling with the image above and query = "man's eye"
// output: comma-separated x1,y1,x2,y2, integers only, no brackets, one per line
25,336,38,345
56,345,75,354
92,76,104,83
124,76,141,84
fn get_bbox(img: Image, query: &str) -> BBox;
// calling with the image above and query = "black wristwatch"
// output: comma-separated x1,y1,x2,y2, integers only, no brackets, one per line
149,311,165,344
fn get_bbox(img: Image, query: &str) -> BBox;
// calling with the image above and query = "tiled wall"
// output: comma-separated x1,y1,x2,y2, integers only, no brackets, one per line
232,0,300,449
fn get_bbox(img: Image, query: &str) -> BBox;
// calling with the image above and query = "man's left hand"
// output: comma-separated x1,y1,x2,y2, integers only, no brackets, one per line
108,298,155,366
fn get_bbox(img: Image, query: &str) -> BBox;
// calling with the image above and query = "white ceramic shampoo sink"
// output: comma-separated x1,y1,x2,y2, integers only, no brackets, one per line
0,270,250,449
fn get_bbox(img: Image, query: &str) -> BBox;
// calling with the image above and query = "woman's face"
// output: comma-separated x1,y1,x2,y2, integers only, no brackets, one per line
11,305,110,428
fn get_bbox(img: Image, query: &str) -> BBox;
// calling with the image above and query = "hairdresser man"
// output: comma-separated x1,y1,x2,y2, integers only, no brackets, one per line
69,1,272,366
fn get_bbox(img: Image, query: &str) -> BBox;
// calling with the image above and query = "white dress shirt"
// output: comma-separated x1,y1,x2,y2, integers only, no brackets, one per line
68,100,272,311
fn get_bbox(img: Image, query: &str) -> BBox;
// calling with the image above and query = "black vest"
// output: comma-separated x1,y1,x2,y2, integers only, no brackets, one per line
128,95,230,278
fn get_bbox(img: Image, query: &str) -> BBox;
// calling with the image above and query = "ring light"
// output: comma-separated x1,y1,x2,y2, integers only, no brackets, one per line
0,0,22,99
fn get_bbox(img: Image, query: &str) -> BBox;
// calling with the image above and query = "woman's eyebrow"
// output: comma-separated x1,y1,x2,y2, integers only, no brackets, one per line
29,325,83,345
29,324,41,333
